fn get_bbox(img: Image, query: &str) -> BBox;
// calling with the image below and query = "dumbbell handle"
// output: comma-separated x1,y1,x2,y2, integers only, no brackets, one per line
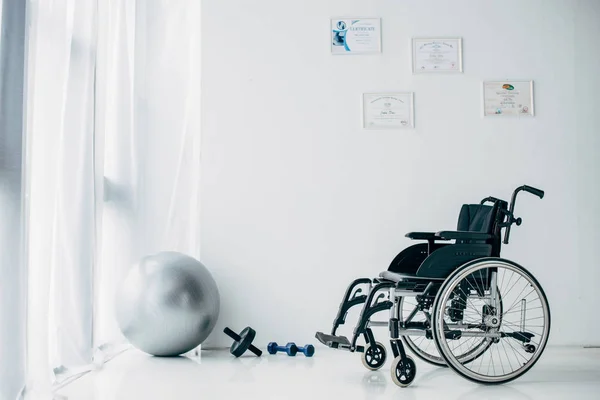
267,342,298,356
223,327,263,356
274,344,297,352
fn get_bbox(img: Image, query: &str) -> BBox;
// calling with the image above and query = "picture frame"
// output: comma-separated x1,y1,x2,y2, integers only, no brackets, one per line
362,92,414,129
412,37,463,73
482,80,534,117
331,18,382,55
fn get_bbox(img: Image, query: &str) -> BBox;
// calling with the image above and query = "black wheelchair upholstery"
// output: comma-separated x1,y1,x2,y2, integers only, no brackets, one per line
456,204,497,233
386,201,507,279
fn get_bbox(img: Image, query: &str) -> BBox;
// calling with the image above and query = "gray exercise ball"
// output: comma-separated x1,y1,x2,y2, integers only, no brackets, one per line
116,251,220,356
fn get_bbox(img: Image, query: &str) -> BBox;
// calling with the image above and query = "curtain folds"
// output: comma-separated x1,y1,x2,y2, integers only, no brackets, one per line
95,0,202,353
24,0,97,395
0,1,27,399
0,0,200,398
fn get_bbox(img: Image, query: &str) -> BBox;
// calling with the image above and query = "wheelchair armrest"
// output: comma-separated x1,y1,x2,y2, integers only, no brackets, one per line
435,231,493,240
405,232,445,240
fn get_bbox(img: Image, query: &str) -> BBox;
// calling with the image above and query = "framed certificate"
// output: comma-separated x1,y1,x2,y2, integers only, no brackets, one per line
412,37,462,73
482,81,534,116
362,93,414,129
331,18,381,54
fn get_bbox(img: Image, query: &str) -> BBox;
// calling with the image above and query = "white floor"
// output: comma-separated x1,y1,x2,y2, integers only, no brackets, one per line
56,346,600,400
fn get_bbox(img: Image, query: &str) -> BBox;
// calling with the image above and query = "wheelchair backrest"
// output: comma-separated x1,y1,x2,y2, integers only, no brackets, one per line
456,201,507,255
457,204,496,233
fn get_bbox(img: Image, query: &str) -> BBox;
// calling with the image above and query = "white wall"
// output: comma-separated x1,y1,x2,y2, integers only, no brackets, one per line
201,0,600,347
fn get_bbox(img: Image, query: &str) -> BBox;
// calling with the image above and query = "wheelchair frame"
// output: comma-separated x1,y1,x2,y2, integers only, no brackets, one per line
316,185,550,387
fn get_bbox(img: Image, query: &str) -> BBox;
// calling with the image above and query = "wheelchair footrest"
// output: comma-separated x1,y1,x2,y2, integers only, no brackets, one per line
502,331,535,343
316,332,360,352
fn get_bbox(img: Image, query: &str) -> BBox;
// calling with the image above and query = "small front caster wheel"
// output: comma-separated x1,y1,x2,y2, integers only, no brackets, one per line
362,342,387,371
391,355,417,387
524,344,536,354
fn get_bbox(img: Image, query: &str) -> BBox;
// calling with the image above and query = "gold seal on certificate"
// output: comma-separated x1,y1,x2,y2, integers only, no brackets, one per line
362,93,414,129
483,81,534,116
412,37,462,73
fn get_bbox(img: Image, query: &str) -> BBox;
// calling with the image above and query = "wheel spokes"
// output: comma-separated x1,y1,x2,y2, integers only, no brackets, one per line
434,262,550,383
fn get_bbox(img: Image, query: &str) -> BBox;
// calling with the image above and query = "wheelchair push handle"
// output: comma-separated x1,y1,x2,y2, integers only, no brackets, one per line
522,185,544,199
503,184,545,244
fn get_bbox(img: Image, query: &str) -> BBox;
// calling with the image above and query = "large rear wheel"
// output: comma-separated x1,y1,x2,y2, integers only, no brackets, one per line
432,258,550,384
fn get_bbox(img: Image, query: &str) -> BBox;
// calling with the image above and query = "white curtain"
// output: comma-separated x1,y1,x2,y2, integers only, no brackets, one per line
0,0,201,399
0,1,27,399
24,0,97,395
94,0,202,354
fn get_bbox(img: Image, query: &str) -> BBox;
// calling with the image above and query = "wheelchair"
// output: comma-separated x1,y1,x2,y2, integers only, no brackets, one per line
316,185,550,387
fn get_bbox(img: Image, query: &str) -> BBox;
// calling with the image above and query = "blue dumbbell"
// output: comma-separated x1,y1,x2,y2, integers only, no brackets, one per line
267,342,298,356
295,344,315,357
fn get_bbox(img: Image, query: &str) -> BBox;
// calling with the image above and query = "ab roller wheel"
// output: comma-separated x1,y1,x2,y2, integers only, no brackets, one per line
224,326,262,357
